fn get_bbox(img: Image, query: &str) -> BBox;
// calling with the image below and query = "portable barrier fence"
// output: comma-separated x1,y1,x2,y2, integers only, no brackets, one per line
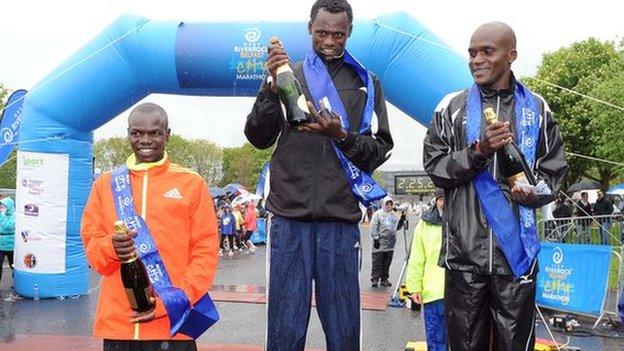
538,214,623,329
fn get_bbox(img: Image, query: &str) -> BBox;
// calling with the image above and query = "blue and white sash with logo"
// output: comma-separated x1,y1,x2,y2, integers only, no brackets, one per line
302,48,386,206
111,166,219,338
466,82,541,278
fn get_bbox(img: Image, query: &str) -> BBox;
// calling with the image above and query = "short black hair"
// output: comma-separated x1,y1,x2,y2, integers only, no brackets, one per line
128,102,169,129
310,0,353,25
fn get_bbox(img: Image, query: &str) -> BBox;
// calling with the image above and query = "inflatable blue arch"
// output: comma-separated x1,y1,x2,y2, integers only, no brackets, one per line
14,12,472,297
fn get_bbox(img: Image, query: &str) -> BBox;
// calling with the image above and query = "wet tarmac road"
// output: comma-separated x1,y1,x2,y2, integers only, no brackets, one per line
1,220,623,350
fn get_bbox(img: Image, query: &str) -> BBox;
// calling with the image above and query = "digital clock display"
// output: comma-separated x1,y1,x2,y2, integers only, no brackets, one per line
394,175,435,195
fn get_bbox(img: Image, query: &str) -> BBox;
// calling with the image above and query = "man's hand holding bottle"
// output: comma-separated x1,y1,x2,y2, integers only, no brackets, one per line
480,121,512,157
266,37,346,140
112,228,137,262
267,37,290,93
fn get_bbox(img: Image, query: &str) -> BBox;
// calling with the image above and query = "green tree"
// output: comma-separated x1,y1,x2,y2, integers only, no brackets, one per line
165,134,192,166
93,136,132,172
186,139,223,186
166,136,223,185
581,68,624,188
525,38,623,187
0,149,17,189
221,142,272,189
0,84,7,102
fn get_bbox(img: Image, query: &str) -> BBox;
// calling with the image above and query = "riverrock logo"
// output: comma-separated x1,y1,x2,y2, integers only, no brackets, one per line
361,184,373,193
23,253,37,268
232,27,267,81
552,246,563,265
137,242,152,255
1,128,13,142
244,28,261,43
24,204,39,217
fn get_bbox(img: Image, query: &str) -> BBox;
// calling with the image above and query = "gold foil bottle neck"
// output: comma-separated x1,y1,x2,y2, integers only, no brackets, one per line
483,107,499,125
114,220,137,262
114,220,128,235
269,36,291,75
269,36,282,48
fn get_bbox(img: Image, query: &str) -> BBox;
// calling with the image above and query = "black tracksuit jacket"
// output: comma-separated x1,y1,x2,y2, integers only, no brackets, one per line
245,56,393,224
423,75,568,275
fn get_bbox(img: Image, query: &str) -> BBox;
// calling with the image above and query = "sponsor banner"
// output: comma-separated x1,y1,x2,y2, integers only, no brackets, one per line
0,89,27,166
176,24,270,90
537,243,612,316
14,151,69,273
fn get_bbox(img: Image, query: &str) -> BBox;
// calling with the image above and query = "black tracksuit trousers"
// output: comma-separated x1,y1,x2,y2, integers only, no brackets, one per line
445,267,537,351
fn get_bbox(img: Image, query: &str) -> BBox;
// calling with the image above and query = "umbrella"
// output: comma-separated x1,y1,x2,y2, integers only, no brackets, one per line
232,193,262,206
223,183,249,201
223,183,247,195
607,183,624,196
209,187,226,198
567,181,602,193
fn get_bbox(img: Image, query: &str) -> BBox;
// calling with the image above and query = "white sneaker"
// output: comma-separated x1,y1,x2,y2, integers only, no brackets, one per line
218,250,223,257
228,250,234,257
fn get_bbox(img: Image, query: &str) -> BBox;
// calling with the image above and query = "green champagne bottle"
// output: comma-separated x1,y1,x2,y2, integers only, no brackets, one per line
270,36,312,127
484,107,537,187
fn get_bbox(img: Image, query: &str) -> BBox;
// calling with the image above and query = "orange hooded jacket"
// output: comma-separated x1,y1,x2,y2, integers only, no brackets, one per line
81,154,219,340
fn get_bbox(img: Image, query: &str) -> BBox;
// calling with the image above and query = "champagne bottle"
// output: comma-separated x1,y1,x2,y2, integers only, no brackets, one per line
115,220,155,312
483,107,537,187
269,36,311,127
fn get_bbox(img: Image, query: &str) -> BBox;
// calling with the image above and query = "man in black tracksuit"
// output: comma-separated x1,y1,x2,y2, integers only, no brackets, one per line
424,22,567,350
244,1,393,349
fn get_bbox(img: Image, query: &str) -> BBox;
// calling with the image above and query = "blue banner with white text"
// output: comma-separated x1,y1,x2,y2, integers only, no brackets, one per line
537,243,612,316
0,89,27,166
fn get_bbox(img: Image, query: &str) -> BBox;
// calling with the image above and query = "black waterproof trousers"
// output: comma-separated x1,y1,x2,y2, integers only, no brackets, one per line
371,250,394,283
445,268,536,351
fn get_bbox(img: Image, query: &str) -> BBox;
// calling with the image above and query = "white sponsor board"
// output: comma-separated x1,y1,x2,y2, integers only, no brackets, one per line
14,151,69,273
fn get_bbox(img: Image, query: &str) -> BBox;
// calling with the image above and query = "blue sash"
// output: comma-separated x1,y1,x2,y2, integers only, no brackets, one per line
111,166,219,338
466,82,540,278
302,48,386,206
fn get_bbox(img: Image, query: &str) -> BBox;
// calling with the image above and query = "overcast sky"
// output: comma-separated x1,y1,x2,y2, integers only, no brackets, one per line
1,0,622,170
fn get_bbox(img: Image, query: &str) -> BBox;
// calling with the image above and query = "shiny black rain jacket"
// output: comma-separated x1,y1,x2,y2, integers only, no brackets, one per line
423,76,567,275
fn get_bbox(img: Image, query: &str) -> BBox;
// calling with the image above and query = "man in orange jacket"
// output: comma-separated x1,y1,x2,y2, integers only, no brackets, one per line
81,102,219,351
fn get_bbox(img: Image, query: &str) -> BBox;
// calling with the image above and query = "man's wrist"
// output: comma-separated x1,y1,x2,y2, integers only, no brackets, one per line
468,141,489,169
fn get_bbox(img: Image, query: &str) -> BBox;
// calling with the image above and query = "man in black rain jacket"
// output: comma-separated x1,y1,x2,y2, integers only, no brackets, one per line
424,22,567,350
